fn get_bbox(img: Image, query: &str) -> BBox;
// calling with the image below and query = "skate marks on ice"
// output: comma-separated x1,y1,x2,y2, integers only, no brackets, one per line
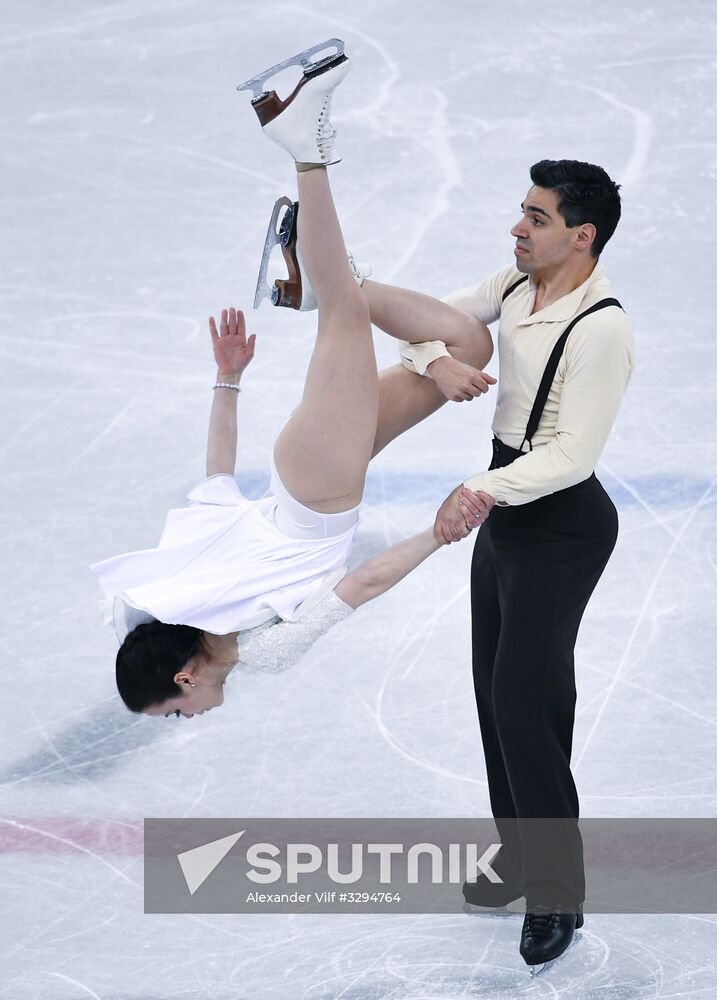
41,914,706,1000
280,8,401,121
266,914,710,998
572,85,654,190
3,899,716,999
572,476,717,777
0,701,163,787
365,577,488,790
573,483,717,774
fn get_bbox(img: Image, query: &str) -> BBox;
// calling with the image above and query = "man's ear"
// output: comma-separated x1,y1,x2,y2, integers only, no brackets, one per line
576,223,596,254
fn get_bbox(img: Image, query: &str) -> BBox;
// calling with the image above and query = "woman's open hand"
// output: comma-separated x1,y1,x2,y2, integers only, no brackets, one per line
209,307,256,377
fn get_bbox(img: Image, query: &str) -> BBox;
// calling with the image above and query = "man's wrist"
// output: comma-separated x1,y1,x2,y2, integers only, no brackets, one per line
216,369,242,385
400,340,451,377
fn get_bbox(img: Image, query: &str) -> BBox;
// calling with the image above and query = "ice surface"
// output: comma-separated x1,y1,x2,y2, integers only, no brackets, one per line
2,0,716,996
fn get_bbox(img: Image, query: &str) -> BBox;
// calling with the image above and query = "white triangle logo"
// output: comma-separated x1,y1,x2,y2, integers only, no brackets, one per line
177,830,245,895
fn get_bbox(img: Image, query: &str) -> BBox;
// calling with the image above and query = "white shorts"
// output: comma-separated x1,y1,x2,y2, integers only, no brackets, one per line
269,454,361,541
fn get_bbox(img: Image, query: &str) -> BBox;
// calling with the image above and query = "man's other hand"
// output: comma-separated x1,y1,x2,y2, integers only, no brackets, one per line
427,356,497,402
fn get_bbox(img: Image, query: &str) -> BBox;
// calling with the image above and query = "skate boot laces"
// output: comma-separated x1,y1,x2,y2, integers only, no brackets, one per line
524,904,561,939
347,253,371,286
317,96,337,158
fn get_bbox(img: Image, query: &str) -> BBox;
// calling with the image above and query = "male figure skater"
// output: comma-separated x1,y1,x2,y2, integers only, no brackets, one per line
259,127,632,964
360,159,635,971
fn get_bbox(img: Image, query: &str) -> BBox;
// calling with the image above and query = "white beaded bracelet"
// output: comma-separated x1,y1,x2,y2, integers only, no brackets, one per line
213,382,242,392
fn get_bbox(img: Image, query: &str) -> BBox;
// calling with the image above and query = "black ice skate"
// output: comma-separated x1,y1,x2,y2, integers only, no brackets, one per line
237,39,350,165
519,900,584,976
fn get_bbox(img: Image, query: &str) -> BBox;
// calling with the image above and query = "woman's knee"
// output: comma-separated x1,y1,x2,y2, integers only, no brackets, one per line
317,284,371,328
454,316,493,370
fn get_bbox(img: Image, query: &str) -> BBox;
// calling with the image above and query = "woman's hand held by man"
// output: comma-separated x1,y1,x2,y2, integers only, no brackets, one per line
433,485,496,545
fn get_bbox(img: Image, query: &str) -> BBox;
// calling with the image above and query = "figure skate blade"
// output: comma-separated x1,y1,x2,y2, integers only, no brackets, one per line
237,38,345,101
253,195,293,310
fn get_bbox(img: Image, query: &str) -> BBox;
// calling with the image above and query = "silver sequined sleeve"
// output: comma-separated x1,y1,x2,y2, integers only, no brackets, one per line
237,589,354,673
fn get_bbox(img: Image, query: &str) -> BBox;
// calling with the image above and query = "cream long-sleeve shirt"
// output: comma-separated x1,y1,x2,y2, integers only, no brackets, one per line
399,263,635,506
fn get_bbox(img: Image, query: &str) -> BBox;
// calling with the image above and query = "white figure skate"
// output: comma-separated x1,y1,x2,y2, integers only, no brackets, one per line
254,196,371,311
237,38,350,165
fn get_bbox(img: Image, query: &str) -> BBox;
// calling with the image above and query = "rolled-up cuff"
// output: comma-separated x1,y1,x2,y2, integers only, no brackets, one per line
398,339,451,376
463,472,489,493
463,472,509,506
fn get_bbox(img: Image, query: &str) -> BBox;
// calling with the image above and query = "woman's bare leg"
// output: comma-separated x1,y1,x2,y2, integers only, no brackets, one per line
371,361,475,459
273,167,377,513
363,279,489,353
364,280,494,457
274,175,494,497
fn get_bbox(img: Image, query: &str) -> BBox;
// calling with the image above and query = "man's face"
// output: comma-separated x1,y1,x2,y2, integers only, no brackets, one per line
510,186,583,276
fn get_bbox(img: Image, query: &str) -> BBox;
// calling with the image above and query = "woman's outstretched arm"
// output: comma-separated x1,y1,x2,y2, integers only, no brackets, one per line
335,483,494,609
206,378,239,477
206,307,256,478
334,527,444,609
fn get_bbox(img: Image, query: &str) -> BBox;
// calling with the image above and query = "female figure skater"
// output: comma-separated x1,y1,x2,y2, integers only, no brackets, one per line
90,42,495,719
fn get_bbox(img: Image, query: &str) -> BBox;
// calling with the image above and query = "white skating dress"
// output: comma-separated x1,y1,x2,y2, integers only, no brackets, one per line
90,473,357,669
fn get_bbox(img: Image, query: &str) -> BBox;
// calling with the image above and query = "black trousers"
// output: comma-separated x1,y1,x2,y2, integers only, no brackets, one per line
470,438,619,905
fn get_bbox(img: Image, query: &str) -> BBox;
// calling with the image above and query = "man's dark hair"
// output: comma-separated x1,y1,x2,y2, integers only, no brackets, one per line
116,620,202,712
529,159,622,258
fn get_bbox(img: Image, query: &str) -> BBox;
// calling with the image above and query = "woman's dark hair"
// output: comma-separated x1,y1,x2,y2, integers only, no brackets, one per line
529,159,622,258
116,621,202,713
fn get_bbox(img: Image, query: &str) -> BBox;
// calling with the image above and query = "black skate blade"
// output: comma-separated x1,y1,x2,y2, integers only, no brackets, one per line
527,931,582,977
237,38,344,100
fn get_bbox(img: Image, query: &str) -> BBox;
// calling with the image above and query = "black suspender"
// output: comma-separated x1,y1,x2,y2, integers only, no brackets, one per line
517,297,624,452
501,274,529,301
499,274,624,452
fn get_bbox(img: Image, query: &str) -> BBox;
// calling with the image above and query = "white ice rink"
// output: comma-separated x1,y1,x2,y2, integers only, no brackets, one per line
2,0,717,996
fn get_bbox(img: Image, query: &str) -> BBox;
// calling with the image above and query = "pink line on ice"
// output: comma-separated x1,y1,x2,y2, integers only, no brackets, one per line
0,818,144,854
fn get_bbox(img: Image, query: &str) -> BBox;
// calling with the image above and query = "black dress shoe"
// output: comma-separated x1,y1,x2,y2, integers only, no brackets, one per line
519,900,584,969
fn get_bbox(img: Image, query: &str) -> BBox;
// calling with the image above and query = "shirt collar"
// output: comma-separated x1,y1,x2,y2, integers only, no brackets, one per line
522,261,605,324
